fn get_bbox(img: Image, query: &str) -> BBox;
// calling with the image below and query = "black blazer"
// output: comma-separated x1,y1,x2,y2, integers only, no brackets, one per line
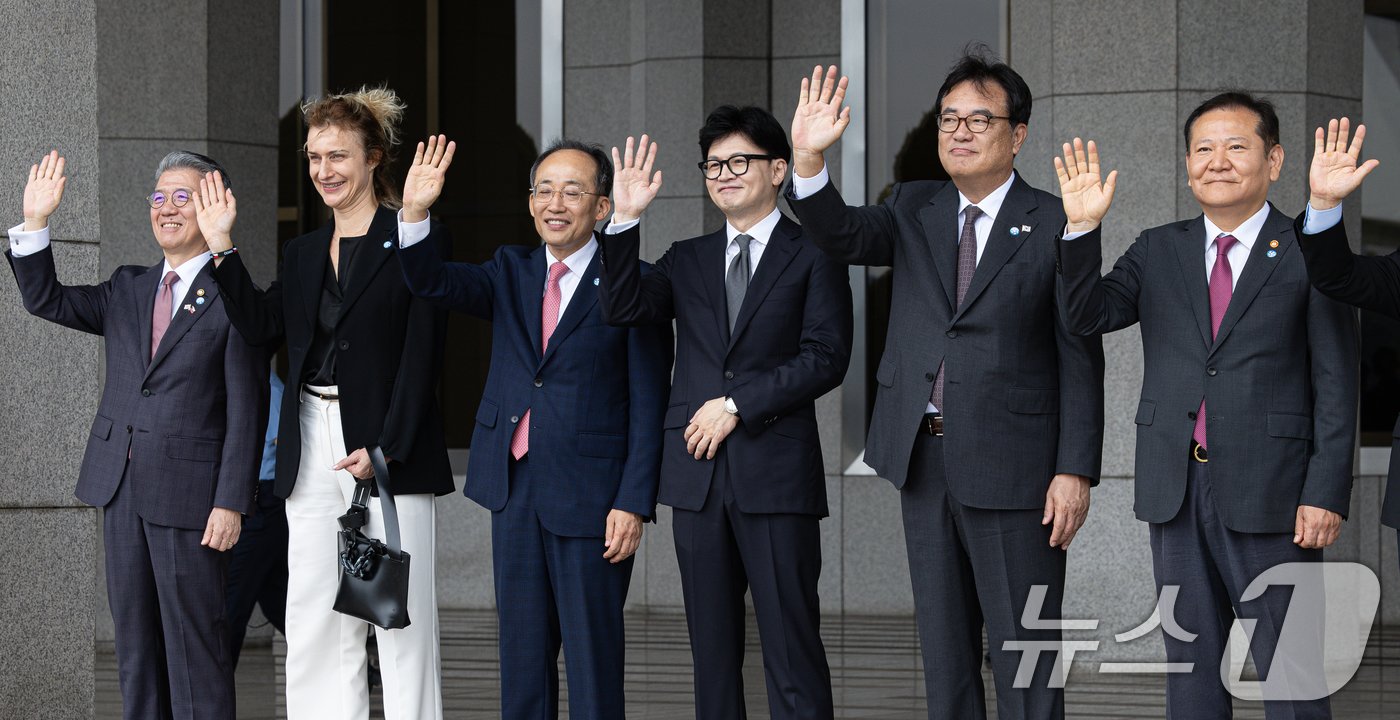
1296,215,1399,527
211,205,453,498
1058,206,1358,533
599,216,853,516
789,176,1105,509
7,249,266,528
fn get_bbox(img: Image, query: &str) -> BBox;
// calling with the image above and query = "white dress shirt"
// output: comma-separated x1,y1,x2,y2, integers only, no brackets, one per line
8,222,210,318
606,205,782,277
1200,203,1271,290
397,210,596,314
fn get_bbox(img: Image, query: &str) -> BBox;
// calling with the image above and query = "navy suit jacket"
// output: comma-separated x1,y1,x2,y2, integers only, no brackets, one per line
1296,215,1400,527
598,217,852,516
789,176,1105,508
7,247,265,529
1058,206,1358,533
398,236,671,538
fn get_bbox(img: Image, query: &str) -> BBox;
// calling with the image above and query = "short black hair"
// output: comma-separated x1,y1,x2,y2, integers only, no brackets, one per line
529,139,613,195
933,43,1032,127
698,105,793,164
1183,92,1280,151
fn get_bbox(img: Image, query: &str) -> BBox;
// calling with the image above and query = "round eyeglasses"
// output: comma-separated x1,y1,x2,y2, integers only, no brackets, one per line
698,154,777,180
147,189,192,209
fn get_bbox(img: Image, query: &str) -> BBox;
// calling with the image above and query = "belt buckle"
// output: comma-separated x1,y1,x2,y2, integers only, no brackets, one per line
1192,442,1208,463
925,415,944,437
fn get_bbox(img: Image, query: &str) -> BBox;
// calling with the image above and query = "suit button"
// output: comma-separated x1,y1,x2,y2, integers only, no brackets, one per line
946,330,958,339
1206,367,1217,377
126,425,133,433
1187,412,1196,420
339,340,350,351
510,415,520,424
724,371,734,380
924,372,935,382
533,378,543,388
141,388,151,397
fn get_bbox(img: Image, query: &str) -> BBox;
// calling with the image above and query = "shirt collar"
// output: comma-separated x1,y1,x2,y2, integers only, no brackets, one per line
726,207,782,247
957,171,1017,222
1203,203,1271,253
161,252,212,286
546,234,598,277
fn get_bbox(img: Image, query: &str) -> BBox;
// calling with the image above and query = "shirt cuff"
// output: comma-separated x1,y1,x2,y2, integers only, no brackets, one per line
1062,227,1091,241
605,218,640,235
791,165,830,200
1301,202,1343,235
7,222,50,258
395,209,430,248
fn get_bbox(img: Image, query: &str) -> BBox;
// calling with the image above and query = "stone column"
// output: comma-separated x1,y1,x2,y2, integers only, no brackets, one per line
1010,0,1366,662
0,1,279,714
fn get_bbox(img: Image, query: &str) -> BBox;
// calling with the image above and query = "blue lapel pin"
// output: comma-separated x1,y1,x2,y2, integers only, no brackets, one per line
1267,249,1278,258
593,278,600,286
1009,227,1020,237
195,296,205,305
383,240,392,249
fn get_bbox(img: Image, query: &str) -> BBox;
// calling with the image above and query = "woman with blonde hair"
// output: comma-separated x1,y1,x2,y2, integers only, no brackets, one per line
197,86,453,719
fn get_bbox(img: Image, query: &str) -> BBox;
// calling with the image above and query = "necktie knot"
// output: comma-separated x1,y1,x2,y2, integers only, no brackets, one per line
162,270,179,288
963,205,983,225
1214,234,1237,257
548,261,569,284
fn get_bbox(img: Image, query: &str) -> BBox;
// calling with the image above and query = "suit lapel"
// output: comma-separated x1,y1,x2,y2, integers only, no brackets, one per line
696,229,730,342
728,216,801,352
145,262,220,380
518,245,546,359
299,224,331,329
952,176,1036,322
915,182,960,312
134,263,161,370
336,206,397,323
1210,206,1292,353
541,246,602,367
1172,216,1214,348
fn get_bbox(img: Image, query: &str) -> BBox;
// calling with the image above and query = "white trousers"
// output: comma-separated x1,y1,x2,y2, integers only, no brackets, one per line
284,387,443,720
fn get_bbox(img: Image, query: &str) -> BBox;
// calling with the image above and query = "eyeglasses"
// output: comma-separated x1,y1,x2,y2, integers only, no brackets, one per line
698,154,777,180
147,189,192,209
936,113,1011,134
530,186,601,206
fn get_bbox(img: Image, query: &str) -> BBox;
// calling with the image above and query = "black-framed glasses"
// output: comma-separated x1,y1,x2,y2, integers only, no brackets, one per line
936,113,1011,134
698,154,777,180
147,189,192,209
530,185,600,206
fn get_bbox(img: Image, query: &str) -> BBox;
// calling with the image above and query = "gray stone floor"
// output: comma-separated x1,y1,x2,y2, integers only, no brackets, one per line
97,610,1400,718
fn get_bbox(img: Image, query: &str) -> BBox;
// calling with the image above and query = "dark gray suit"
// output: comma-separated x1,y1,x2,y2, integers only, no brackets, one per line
1057,206,1357,719
7,246,265,720
790,174,1104,720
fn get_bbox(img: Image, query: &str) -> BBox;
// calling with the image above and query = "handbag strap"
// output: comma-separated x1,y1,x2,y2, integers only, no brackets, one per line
348,446,403,554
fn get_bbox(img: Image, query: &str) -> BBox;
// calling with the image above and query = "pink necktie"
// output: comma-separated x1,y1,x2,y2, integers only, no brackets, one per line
1193,234,1238,449
151,270,179,359
511,261,570,460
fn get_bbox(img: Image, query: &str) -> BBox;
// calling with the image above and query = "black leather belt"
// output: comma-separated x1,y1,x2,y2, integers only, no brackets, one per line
1191,440,1208,463
921,413,944,437
304,387,341,402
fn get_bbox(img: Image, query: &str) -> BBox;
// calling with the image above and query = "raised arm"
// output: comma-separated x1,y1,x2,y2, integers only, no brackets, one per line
198,171,285,345
1053,138,1142,336
599,135,676,326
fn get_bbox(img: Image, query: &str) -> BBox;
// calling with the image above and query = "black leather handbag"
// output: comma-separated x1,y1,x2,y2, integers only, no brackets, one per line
333,446,412,629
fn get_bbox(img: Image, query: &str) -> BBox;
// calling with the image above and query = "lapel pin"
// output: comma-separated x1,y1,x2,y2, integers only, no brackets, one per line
383,240,392,249
183,304,196,314
1009,227,1020,236
1269,239,1279,248
1021,224,1032,233
196,288,205,297
593,278,600,286
1267,249,1278,258
195,296,205,305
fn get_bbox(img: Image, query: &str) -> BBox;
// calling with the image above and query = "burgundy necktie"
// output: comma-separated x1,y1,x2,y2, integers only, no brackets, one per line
150,270,179,359
930,205,982,410
512,261,570,460
1193,234,1238,449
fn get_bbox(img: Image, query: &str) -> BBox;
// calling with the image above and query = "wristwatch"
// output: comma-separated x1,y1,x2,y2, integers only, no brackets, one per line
723,397,739,416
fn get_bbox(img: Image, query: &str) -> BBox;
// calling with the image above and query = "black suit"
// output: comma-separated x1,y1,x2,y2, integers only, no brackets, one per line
790,174,1104,720
600,213,852,720
1297,214,1400,528
210,206,453,497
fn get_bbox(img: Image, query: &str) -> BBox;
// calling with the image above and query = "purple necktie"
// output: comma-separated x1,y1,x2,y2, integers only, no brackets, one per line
1193,234,1238,449
151,270,179,359
930,205,982,411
